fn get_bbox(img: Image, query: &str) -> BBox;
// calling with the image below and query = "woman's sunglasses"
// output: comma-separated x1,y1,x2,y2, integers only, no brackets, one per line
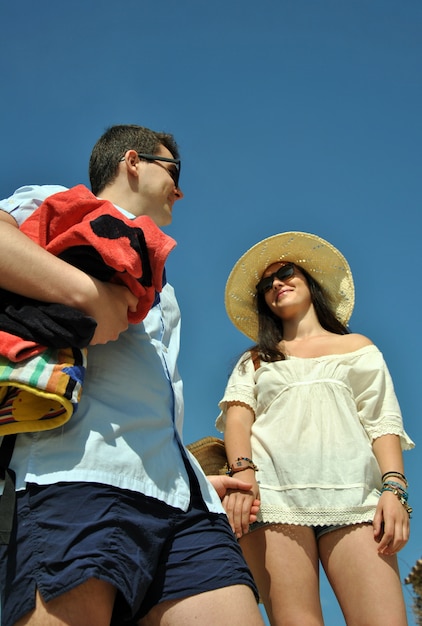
256,263,296,294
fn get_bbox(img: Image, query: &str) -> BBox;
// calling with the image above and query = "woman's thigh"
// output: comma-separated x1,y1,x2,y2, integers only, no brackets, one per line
319,523,407,626
240,525,324,626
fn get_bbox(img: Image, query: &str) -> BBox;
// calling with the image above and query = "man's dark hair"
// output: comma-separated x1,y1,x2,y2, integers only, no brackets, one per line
89,124,180,196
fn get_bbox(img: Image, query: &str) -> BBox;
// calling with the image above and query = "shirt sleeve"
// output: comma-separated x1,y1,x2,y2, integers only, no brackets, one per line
0,185,68,226
349,346,415,450
215,353,256,432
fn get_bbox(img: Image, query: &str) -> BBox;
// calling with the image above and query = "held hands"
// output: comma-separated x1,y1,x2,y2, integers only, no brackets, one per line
373,490,410,555
208,473,260,539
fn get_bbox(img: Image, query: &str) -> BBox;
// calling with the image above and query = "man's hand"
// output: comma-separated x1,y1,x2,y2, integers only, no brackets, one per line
207,474,260,536
85,278,139,344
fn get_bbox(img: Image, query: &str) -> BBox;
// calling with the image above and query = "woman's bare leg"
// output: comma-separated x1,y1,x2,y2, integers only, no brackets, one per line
240,525,324,626
319,523,407,626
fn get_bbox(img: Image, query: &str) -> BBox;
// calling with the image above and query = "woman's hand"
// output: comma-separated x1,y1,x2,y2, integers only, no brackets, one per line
373,490,410,555
372,435,410,555
207,474,260,537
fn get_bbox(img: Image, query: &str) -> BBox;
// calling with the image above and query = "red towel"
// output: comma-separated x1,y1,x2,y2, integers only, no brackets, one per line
0,185,177,361
22,184,176,315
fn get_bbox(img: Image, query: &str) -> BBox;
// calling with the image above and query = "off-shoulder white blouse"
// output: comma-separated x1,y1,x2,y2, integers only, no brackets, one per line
216,345,414,526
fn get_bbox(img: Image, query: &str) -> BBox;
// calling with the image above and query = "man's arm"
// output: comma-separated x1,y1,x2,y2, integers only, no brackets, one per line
0,210,138,344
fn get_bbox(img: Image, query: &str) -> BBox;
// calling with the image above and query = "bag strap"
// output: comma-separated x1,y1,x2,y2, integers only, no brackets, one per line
251,349,261,371
0,434,17,545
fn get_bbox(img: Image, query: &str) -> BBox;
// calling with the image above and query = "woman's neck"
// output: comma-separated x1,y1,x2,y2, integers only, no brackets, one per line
281,309,328,342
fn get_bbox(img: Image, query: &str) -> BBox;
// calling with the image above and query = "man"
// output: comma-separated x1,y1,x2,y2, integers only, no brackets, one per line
0,125,263,626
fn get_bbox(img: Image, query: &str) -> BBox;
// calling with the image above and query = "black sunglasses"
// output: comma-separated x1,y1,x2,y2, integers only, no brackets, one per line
119,152,181,188
256,263,296,294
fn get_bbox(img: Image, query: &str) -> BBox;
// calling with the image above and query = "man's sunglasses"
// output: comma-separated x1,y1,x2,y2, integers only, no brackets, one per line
256,263,296,294
120,152,181,188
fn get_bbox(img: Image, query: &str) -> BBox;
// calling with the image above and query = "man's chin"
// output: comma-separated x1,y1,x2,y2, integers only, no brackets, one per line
160,206,173,227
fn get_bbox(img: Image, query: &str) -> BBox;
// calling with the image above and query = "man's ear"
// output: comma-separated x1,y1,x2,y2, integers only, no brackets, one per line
121,150,139,178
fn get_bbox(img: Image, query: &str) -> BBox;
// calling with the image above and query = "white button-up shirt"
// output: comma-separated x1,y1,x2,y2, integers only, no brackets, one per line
0,185,224,513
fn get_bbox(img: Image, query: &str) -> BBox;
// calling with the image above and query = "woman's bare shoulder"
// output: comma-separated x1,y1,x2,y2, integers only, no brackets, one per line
341,333,374,351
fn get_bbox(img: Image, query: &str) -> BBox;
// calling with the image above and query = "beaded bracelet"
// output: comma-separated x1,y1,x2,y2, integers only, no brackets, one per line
381,485,412,518
381,471,408,488
383,480,408,498
228,457,259,476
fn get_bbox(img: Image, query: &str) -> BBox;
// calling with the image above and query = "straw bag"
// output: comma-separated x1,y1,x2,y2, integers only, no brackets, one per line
186,436,228,475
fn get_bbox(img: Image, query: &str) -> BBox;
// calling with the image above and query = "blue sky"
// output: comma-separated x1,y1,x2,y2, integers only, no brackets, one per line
1,1,421,623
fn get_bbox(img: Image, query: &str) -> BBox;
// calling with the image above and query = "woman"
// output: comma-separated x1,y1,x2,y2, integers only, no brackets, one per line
216,231,414,626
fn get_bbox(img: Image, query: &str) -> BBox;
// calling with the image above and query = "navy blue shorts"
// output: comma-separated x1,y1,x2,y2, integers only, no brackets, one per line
0,479,258,626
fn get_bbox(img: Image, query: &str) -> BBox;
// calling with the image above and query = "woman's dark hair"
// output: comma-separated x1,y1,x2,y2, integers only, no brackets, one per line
248,264,350,364
89,124,180,196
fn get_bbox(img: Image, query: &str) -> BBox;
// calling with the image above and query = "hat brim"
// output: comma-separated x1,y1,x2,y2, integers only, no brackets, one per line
225,231,354,341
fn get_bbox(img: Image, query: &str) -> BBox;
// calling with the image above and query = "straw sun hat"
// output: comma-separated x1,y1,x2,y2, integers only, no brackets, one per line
225,231,355,341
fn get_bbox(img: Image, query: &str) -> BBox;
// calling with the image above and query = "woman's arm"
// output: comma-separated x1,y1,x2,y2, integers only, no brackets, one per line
0,210,138,344
223,403,259,538
372,434,410,555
